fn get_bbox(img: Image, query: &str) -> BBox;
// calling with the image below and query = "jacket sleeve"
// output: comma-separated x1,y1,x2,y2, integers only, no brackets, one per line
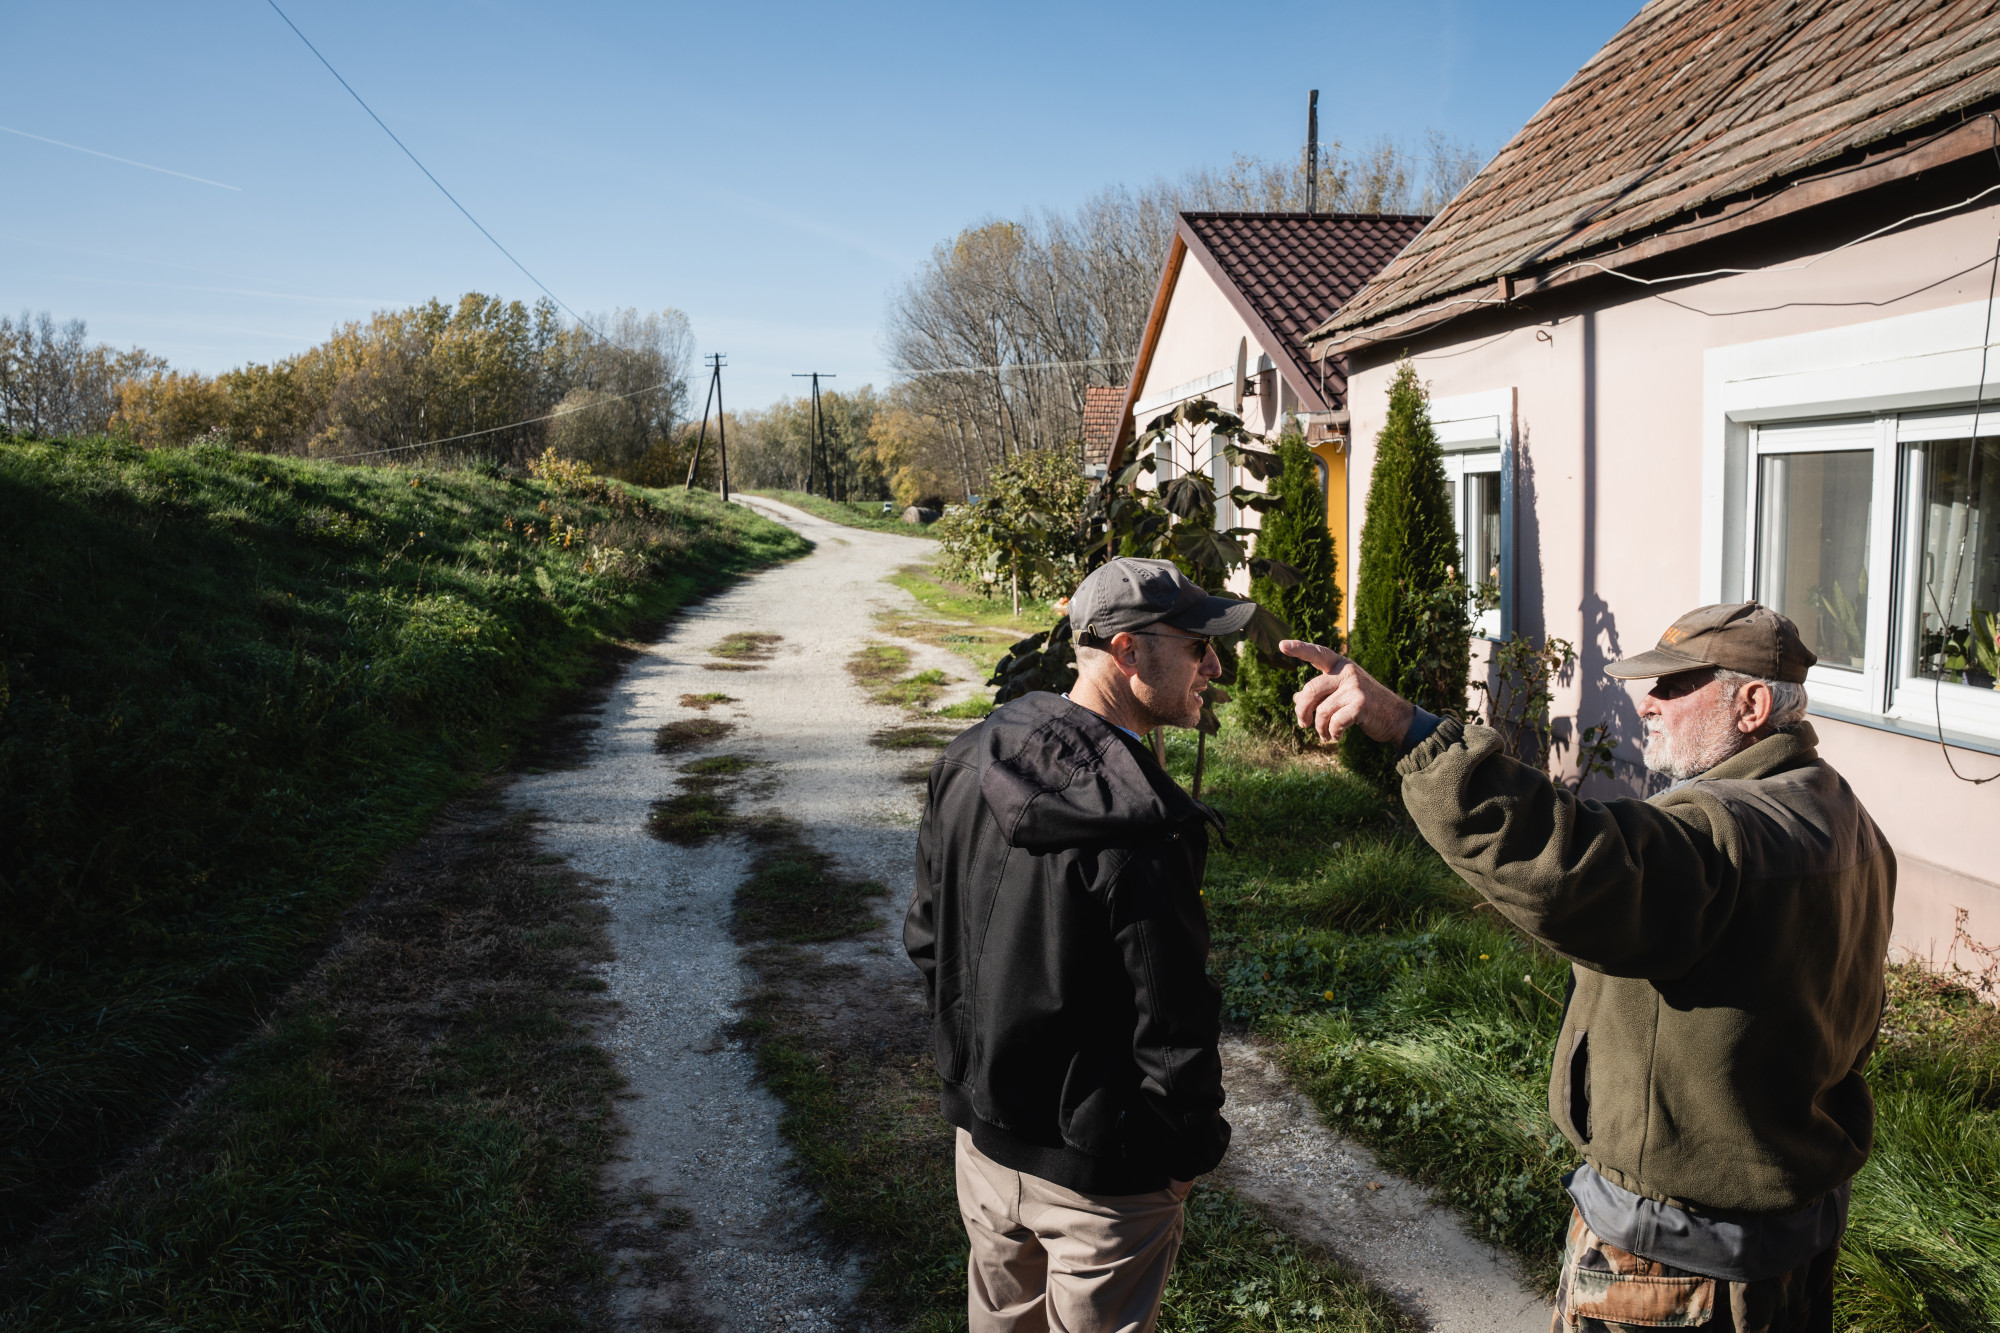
903,768,941,1005
1399,719,1744,979
1105,836,1230,1180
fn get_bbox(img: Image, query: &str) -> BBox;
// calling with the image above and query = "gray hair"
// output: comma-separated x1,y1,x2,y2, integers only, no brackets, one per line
1714,668,1810,733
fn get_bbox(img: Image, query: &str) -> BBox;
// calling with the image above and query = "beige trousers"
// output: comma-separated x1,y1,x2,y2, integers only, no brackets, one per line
955,1128,1192,1333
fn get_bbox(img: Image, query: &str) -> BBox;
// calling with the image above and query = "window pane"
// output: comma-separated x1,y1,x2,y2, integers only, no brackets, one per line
1915,435,2000,689
1466,471,1502,599
1755,450,1871,671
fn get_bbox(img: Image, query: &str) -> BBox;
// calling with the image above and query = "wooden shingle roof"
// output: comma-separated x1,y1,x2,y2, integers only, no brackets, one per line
1314,0,2000,348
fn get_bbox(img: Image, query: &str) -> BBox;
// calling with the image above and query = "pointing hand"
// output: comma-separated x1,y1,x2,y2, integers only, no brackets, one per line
1280,640,1417,746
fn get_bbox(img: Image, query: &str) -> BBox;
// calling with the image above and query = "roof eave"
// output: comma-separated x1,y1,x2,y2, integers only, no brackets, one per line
1311,107,2000,358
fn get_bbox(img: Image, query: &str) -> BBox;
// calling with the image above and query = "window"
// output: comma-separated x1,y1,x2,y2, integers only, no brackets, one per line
1431,390,1514,640
1728,408,2000,739
1705,298,2000,747
1443,449,1504,637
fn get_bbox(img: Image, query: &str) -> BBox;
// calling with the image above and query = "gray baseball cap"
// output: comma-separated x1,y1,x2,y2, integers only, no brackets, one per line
1068,557,1259,640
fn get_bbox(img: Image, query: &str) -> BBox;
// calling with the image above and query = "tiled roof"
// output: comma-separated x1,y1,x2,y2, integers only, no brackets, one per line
1081,385,1125,466
1180,212,1429,410
1317,0,2000,343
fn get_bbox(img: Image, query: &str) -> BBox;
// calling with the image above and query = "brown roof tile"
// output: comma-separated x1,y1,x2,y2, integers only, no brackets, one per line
1180,212,1429,409
1082,385,1125,466
1318,0,2000,341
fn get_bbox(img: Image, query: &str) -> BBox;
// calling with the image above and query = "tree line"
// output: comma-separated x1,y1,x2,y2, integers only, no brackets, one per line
1,297,697,470
884,134,1482,502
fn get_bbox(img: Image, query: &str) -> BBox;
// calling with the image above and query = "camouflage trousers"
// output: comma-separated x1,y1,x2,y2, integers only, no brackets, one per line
1550,1208,1836,1333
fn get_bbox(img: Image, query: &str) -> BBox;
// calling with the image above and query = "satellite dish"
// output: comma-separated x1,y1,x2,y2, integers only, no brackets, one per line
1232,337,1248,411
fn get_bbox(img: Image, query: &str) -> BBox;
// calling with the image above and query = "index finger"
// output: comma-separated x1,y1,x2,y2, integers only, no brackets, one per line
1280,639,1348,674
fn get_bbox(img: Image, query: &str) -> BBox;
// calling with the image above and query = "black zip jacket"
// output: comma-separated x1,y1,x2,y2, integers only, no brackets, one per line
904,691,1231,1194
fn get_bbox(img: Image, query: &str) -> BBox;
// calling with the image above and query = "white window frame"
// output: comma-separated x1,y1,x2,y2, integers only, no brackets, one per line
1431,389,1514,640
1703,298,2000,749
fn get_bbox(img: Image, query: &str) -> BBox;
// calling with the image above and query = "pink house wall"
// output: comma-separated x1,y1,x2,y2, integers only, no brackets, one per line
1341,201,2000,968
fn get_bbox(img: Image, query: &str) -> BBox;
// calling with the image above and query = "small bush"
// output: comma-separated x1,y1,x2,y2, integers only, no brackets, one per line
1237,434,1343,738
1342,363,1469,790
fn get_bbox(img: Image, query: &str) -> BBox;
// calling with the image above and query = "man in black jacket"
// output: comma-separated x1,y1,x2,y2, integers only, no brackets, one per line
905,557,1252,1333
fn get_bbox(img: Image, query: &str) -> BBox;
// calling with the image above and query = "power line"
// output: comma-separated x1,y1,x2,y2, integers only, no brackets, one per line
898,355,1134,378
262,0,599,338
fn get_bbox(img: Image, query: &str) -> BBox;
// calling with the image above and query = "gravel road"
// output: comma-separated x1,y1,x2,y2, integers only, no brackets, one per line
509,494,1546,1333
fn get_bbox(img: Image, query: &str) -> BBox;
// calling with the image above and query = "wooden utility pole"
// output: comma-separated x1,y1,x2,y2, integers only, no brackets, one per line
687,353,730,501
792,371,837,496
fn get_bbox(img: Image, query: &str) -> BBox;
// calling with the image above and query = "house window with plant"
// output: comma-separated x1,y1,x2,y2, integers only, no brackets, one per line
1739,410,2000,743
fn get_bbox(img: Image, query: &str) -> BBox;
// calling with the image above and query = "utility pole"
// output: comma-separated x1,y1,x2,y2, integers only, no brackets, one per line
791,372,836,497
1306,89,1320,213
687,353,731,502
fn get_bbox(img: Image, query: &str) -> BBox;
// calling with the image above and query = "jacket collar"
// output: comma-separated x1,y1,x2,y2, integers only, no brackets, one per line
1690,721,1819,785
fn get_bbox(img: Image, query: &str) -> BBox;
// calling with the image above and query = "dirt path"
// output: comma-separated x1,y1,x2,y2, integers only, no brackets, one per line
511,495,1546,1332
1216,1039,1549,1333
508,497,959,1330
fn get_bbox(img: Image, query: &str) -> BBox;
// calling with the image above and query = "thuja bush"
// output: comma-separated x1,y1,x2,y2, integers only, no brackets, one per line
1236,433,1342,739
1342,363,1468,791
0,436,805,1235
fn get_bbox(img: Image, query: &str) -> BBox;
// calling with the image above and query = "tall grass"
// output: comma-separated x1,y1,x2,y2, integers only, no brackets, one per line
1172,714,2000,1328
0,436,805,1237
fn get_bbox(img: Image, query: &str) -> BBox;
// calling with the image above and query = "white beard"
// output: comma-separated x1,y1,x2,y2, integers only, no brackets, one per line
1642,705,1750,781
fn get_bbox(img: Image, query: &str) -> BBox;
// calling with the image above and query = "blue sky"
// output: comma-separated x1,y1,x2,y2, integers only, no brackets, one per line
2,1,1637,409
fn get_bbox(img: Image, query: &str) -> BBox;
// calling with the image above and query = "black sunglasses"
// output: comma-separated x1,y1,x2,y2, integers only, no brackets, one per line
1079,629,1214,659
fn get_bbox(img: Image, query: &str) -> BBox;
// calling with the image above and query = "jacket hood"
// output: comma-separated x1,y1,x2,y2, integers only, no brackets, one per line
970,691,1217,853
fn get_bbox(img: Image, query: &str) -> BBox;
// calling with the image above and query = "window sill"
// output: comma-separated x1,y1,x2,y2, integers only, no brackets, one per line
1807,700,2000,758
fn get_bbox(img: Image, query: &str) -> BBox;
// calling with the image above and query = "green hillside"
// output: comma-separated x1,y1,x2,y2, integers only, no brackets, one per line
0,437,806,1236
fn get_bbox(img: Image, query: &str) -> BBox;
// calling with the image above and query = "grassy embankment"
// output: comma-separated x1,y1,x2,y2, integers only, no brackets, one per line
745,489,935,534
1169,713,2000,1333
0,436,805,1320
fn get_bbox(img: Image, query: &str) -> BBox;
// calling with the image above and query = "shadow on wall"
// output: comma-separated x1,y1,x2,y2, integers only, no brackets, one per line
1574,310,1656,799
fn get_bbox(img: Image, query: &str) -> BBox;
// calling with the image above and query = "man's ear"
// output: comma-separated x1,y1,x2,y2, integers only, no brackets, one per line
1737,680,1775,734
1108,632,1144,679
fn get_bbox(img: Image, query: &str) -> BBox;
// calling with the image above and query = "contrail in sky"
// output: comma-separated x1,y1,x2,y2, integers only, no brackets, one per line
0,125,241,191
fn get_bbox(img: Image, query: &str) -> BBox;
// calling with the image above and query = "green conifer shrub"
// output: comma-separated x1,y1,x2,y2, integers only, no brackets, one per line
1341,362,1470,790
1236,433,1342,739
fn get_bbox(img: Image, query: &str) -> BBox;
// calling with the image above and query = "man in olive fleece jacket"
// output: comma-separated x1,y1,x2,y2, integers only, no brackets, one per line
1285,603,1892,1333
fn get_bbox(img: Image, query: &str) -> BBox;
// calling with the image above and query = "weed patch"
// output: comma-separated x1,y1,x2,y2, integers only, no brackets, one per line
711,631,782,661
0,801,619,1327
935,696,996,719
0,435,805,1235
647,754,764,845
655,717,736,751
848,643,950,710
680,692,736,711
870,726,961,751
733,826,887,944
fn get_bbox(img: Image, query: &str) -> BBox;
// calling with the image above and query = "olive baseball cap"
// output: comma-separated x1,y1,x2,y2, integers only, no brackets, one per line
1069,557,1259,640
1604,601,1816,683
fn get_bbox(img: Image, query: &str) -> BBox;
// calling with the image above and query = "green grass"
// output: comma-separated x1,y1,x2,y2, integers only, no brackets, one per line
847,642,952,710
1169,711,2000,1330
1,804,622,1330
747,489,934,534
0,435,807,1239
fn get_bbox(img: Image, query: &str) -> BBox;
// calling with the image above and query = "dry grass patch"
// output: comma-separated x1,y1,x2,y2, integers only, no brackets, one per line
710,631,783,662
654,717,734,752
679,691,736,711
870,726,961,751
646,754,766,845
